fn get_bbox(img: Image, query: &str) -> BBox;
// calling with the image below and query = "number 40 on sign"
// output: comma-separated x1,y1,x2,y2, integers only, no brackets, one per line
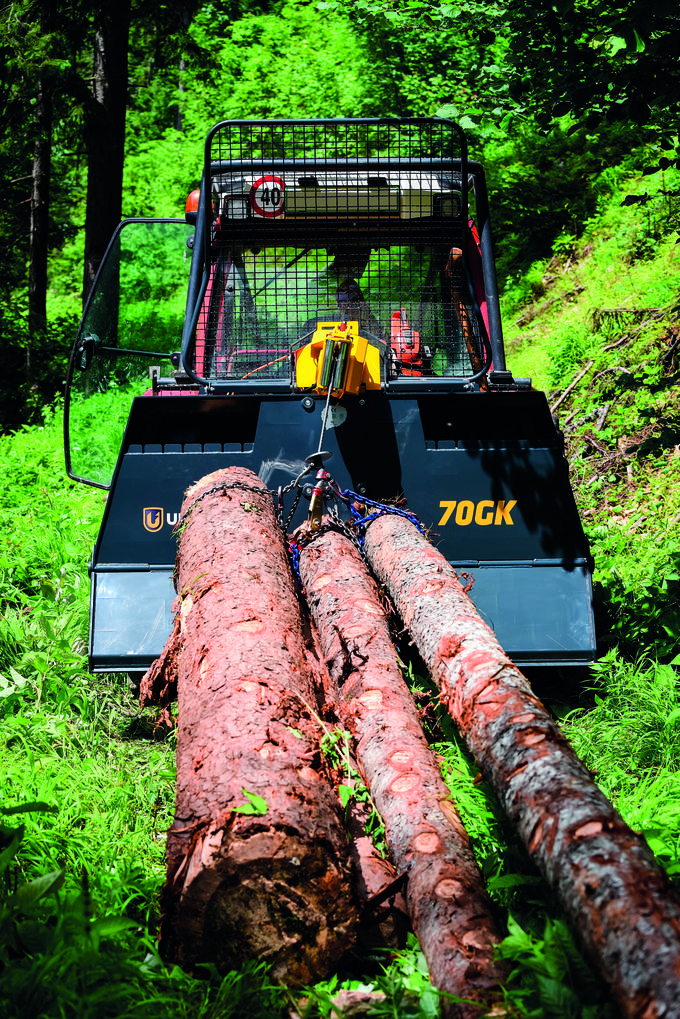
249,175,285,218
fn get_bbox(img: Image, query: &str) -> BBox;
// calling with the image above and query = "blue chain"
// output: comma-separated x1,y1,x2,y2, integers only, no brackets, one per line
284,487,425,582
288,538,302,585
340,489,426,545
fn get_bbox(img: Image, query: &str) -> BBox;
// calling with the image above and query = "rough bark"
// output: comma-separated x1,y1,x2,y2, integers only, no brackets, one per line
363,514,680,1019
142,556,408,954
82,0,130,303
298,528,506,1018
344,794,411,951
296,603,410,952
143,467,357,983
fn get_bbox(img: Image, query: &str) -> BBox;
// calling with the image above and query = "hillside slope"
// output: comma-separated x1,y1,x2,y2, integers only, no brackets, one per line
505,164,680,662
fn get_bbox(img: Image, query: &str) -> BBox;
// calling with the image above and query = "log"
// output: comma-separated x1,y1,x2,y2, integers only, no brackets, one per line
298,527,506,1017
296,583,411,948
363,513,680,1018
297,591,411,951
143,467,357,984
344,793,411,951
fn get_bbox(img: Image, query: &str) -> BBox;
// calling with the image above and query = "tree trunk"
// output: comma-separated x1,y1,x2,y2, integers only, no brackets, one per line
363,514,680,1018
298,527,506,1017
28,79,51,345
143,468,357,984
82,0,130,304
27,0,55,370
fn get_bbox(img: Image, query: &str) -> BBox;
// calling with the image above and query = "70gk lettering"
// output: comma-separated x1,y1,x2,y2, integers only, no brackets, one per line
438,500,517,527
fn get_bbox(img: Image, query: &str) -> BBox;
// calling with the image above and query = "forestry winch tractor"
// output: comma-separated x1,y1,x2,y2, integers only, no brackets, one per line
64,117,596,677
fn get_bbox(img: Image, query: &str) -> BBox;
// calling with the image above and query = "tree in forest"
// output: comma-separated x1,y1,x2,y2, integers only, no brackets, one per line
0,1,77,341
0,0,87,428
28,1,59,342
83,0,202,299
0,0,199,426
320,0,680,147
82,0,132,302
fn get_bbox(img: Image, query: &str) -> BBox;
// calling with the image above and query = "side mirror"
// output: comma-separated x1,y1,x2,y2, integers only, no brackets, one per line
77,334,100,371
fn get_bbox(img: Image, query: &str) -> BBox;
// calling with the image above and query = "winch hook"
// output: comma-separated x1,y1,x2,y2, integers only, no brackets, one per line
304,450,333,532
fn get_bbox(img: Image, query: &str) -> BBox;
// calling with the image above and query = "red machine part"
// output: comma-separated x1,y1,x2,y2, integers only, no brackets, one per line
390,309,422,376
185,189,200,224
467,219,489,340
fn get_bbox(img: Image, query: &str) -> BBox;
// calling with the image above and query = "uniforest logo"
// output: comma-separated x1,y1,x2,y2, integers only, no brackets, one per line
143,508,179,532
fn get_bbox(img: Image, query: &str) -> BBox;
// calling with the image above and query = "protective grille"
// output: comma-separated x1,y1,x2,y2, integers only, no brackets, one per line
192,119,482,382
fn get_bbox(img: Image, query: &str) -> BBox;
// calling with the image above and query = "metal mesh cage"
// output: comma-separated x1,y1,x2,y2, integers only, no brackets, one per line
190,119,483,383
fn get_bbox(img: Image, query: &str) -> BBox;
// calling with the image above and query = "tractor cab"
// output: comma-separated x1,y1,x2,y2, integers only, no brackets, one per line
65,118,595,673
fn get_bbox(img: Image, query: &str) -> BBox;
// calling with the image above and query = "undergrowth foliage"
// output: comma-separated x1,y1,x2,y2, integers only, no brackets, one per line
0,416,290,1016
2,151,680,1016
562,652,680,877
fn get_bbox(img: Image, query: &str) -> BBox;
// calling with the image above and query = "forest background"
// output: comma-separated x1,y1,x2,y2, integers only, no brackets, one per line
2,0,680,1016
2,0,678,431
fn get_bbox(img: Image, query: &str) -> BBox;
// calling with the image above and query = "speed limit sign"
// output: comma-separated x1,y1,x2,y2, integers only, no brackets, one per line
249,175,286,218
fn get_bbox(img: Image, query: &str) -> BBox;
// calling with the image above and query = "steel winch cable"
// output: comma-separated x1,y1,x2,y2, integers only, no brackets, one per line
316,371,335,455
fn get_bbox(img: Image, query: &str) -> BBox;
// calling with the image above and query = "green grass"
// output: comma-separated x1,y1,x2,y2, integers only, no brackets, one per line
3,154,680,1016
561,652,680,871
503,161,680,394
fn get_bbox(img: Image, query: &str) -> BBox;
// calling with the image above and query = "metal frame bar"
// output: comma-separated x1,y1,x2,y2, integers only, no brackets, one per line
180,117,501,390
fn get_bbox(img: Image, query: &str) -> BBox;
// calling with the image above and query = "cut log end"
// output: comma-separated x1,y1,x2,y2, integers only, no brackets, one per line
164,825,356,985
